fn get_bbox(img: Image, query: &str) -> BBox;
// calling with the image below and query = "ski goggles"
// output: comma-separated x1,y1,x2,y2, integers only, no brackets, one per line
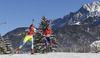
31,26,34,28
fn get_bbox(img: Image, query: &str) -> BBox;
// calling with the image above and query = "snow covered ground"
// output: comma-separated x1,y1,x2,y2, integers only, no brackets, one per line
0,52,100,58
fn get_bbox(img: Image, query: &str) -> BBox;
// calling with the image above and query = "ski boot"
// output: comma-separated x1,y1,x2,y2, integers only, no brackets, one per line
50,47,52,52
15,49,20,54
31,49,34,54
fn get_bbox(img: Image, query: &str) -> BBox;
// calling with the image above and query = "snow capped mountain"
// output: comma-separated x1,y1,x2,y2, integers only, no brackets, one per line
83,2,100,13
52,1,100,30
68,1,100,25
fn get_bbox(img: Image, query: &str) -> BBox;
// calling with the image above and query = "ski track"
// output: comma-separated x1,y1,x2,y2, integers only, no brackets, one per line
0,52,100,58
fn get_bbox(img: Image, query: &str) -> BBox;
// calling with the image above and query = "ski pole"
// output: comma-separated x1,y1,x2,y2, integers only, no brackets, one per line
0,22,6,25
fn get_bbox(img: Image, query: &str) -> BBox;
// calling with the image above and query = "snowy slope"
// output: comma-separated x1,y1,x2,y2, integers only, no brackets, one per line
0,52,100,58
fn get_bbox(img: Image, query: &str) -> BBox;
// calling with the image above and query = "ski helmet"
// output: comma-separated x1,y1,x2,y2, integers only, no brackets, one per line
47,24,50,27
30,24,34,27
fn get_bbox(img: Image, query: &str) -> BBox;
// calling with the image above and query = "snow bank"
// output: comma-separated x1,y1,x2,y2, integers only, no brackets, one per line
90,40,100,53
0,52,100,58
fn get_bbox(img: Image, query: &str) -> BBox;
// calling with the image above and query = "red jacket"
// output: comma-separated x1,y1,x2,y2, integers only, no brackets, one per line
25,28,36,36
44,28,51,36
27,30,34,35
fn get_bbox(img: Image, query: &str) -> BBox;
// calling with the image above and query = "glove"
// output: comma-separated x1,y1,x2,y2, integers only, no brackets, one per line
22,32,26,37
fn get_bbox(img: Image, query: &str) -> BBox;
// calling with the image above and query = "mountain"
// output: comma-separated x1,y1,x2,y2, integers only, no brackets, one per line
52,1,100,31
52,12,74,31
54,25,100,52
52,1,100,52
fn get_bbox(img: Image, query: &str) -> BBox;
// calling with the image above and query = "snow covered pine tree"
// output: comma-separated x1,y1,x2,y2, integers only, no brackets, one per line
34,16,58,53
0,34,12,54
4,36,13,54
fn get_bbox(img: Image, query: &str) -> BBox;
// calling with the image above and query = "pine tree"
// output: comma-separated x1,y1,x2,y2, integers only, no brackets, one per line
0,34,7,54
4,36,13,54
34,16,58,53
0,34,13,54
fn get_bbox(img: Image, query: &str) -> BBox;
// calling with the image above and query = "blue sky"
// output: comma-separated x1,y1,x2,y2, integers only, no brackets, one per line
0,0,100,36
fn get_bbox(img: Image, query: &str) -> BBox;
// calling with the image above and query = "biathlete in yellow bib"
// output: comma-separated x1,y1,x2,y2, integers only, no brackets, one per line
15,24,36,54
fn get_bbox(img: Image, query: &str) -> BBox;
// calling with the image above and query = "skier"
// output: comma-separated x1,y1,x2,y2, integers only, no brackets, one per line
43,25,52,50
15,24,36,54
